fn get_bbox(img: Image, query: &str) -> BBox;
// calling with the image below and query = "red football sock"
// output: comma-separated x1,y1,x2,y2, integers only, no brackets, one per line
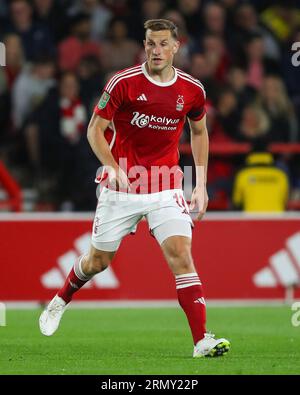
176,273,207,345
58,256,93,304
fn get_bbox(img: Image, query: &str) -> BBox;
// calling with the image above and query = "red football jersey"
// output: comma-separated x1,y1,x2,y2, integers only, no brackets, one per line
94,62,206,193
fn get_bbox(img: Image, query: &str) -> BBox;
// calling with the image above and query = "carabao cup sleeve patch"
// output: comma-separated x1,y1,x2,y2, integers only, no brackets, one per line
97,92,111,109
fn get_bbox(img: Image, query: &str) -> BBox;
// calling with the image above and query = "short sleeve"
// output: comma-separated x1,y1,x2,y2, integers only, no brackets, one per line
187,85,206,121
94,76,125,120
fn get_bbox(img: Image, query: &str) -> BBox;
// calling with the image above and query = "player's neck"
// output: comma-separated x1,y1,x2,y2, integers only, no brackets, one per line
145,62,175,83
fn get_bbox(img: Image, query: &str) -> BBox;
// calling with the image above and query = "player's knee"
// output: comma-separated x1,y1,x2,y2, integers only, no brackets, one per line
166,244,193,272
85,253,112,274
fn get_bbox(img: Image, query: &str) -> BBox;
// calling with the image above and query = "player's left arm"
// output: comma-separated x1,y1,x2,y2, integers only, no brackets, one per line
188,115,209,220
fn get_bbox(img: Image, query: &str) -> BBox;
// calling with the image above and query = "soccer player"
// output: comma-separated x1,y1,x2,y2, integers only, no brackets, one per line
39,19,230,358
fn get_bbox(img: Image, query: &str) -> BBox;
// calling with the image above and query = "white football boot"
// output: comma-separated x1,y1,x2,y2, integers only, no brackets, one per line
39,295,67,336
193,333,230,358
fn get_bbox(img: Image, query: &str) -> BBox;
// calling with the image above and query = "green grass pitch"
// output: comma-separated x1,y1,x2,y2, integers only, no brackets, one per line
1,306,300,375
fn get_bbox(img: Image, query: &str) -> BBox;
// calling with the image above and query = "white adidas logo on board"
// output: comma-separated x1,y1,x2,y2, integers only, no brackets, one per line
253,232,300,288
41,233,119,290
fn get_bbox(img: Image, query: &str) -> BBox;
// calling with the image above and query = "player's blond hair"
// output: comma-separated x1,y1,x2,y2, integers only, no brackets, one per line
144,19,178,40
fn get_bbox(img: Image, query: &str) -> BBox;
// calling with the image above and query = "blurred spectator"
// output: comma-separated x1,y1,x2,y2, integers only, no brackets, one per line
0,67,10,146
58,13,101,71
0,0,298,212
201,33,230,82
24,72,97,210
141,0,165,20
241,33,279,90
236,105,268,144
232,151,289,212
219,0,238,24
77,55,104,114
212,87,239,142
176,0,202,38
163,9,192,69
237,104,270,146
232,3,281,61
188,52,220,103
257,75,298,142
1,33,24,88
282,29,300,133
260,2,300,44
105,0,130,16
205,92,237,205
227,65,257,112
100,17,141,72
127,0,166,42
12,54,56,131
67,0,113,41
5,0,55,61
59,72,87,145
33,0,70,43
0,33,25,144
202,2,226,37
0,0,8,18
243,33,264,90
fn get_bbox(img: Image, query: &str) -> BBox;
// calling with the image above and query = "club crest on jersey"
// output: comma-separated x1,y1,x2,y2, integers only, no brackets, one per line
176,95,184,111
98,92,110,109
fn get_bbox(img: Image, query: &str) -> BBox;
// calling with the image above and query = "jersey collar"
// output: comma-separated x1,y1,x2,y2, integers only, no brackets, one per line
142,62,177,87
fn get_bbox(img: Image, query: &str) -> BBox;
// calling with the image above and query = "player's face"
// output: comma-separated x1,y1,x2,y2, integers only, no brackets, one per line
144,30,179,72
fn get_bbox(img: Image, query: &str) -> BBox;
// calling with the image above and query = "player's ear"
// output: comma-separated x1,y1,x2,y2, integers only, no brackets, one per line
143,39,146,48
173,40,180,55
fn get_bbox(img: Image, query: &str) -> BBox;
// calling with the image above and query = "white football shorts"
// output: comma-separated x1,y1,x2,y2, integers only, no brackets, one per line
91,187,193,252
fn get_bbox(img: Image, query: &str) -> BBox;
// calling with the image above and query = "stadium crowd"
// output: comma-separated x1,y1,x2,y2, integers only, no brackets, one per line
0,0,300,211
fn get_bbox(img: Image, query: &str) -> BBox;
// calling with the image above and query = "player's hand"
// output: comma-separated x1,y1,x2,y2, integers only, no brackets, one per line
107,165,131,192
189,185,209,220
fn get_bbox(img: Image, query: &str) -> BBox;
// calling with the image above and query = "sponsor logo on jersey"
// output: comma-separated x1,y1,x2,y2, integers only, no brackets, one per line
176,95,184,111
98,91,110,109
131,112,150,127
131,111,180,130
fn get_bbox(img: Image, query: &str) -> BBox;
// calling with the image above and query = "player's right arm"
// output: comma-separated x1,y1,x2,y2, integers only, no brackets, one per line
87,113,130,190
87,113,116,170
88,71,132,190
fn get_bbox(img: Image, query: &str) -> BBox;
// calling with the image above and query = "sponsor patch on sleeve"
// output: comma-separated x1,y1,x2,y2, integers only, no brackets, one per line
97,92,110,109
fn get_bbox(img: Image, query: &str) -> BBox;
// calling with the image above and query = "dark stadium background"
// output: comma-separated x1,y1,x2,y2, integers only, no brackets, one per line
0,0,300,211
0,0,300,376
